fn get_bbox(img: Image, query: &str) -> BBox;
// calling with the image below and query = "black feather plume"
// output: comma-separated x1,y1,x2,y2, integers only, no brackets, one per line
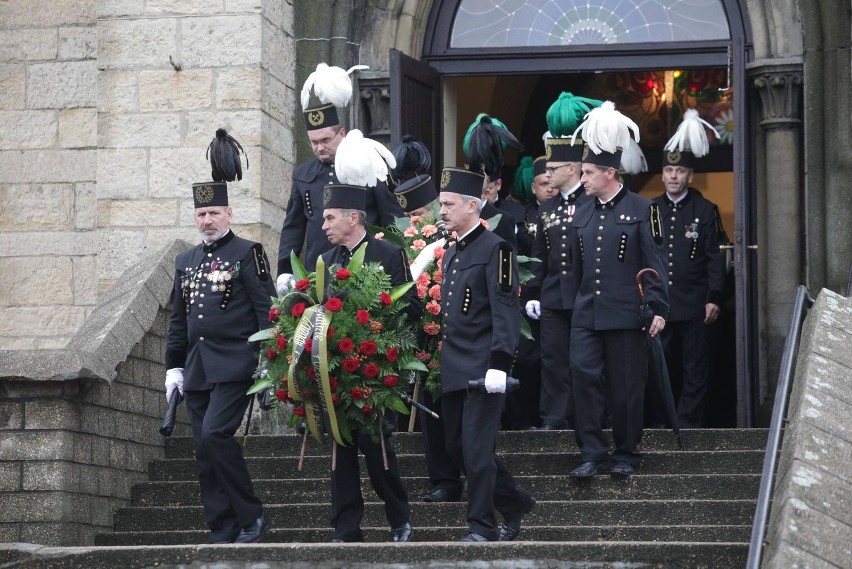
463,114,523,180
391,135,432,182
206,128,249,182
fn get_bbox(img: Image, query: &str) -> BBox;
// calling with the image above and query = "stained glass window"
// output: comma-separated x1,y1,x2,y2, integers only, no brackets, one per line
450,0,730,48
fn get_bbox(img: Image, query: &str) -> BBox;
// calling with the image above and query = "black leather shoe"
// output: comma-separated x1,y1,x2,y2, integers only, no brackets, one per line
569,461,608,478
421,487,461,503
459,532,489,542
610,461,637,477
498,496,536,541
234,511,271,543
211,536,237,544
391,521,413,542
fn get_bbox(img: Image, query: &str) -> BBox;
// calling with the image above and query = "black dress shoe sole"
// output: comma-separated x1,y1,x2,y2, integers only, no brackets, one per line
234,517,271,544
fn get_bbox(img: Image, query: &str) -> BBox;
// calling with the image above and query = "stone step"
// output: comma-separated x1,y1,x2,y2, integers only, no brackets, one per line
163,428,769,458
112,500,756,532
131,473,761,506
11,541,748,569
148,450,765,480
96,524,753,546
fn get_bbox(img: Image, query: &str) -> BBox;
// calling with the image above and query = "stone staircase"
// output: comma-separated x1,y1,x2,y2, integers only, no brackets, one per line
80,428,765,567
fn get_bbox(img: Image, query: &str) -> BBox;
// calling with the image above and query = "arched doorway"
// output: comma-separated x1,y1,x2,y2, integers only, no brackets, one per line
391,0,757,426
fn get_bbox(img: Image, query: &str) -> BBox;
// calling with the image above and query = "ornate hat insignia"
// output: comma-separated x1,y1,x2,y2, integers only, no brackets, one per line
545,145,552,160
323,186,333,205
396,194,407,209
440,170,451,189
194,184,215,204
308,110,325,127
582,145,590,160
666,149,682,164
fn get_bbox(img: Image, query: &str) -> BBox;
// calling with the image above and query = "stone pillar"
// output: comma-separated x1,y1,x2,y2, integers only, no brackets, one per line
747,59,804,397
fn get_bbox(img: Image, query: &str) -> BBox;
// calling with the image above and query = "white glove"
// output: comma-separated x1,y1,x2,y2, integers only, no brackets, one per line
276,273,296,296
409,238,447,281
525,300,541,320
165,367,184,401
484,369,507,394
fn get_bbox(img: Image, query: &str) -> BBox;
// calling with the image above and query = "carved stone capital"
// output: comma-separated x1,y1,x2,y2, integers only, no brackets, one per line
747,59,804,129
353,71,391,148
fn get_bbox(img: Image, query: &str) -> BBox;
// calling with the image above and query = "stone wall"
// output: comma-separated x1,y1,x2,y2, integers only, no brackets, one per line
0,240,191,546
0,0,294,350
0,0,98,350
763,288,852,566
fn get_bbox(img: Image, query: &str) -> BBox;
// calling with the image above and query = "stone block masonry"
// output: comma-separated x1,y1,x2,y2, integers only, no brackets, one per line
0,240,192,546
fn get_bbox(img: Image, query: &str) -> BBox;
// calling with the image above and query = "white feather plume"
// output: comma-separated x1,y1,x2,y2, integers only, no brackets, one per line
570,100,640,155
334,129,397,187
542,130,552,143
663,108,720,158
300,63,370,110
620,138,648,175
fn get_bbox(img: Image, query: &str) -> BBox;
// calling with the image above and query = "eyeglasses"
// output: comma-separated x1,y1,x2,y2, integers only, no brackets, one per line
309,130,342,148
545,164,570,174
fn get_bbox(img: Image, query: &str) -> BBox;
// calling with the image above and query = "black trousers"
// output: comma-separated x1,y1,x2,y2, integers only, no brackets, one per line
441,389,533,540
330,430,410,542
419,390,463,495
539,308,573,428
184,382,263,542
570,328,647,467
660,318,712,428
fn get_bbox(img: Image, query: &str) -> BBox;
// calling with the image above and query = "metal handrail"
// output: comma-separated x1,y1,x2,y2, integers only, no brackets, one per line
746,284,814,568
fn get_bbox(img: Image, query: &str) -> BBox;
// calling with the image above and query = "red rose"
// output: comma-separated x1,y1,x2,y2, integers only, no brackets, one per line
362,362,379,378
266,348,277,360
379,291,392,306
292,302,306,317
295,278,311,291
329,376,339,391
293,406,306,417
350,387,365,400
338,338,355,353
356,309,370,325
325,297,343,312
268,306,280,322
361,404,374,415
327,326,335,339
359,340,378,356
276,335,287,351
342,358,360,373
335,268,351,280
331,394,340,405
382,375,398,388
305,365,316,380
275,388,288,402
385,347,399,363
305,338,313,352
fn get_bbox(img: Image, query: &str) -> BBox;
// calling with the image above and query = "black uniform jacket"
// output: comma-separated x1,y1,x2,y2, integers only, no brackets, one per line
571,187,669,330
528,186,592,310
166,231,276,390
652,188,726,321
321,231,423,323
481,201,518,251
439,224,520,393
277,158,404,274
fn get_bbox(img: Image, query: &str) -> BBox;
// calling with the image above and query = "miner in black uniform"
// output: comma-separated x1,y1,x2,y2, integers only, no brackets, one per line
319,183,417,543
568,102,669,478
651,110,727,428
277,65,402,288
393,174,466,504
165,181,275,543
438,166,536,542
525,138,592,430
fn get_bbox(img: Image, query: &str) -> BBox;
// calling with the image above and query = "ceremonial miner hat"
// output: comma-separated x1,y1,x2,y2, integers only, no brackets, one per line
391,135,432,184
663,108,720,169
533,155,547,177
192,182,228,208
394,174,437,213
300,62,369,131
323,184,367,211
572,101,640,170
463,113,523,180
545,92,601,163
545,136,585,162
206,128,248,182
439,167,486,198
